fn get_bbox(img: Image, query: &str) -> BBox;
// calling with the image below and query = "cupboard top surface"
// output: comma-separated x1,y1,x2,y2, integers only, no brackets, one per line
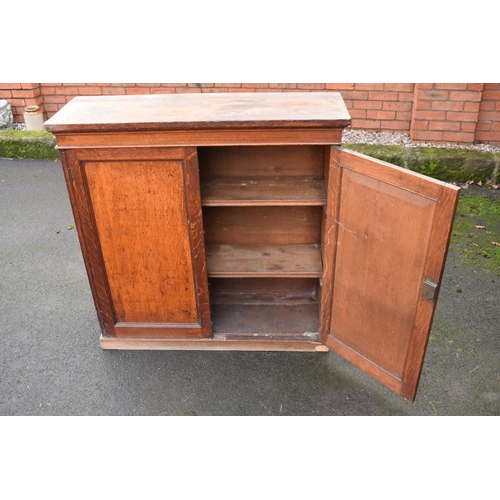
43,92,352,133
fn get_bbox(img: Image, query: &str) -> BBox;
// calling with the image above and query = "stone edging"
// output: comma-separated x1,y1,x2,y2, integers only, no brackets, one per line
0,130,498,183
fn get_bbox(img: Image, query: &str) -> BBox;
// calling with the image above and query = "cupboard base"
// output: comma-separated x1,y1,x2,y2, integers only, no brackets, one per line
99,335,329,352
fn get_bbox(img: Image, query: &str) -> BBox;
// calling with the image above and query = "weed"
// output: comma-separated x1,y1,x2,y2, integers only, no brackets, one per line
451,189,500,273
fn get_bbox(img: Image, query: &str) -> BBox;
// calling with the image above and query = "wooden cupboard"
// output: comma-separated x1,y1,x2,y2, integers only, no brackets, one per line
44,92,459,401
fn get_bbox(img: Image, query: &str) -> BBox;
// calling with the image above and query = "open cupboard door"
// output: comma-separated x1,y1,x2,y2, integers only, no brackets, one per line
323,147,459,401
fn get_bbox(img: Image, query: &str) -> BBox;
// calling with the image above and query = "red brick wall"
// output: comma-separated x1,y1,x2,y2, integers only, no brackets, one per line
475,83,500,143
337,83,415,133
410,83,485,144
0,83,44,121
2,83,500,145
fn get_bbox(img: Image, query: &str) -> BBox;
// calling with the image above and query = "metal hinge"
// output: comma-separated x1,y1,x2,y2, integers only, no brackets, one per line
422,277,439,302
61,151,73,184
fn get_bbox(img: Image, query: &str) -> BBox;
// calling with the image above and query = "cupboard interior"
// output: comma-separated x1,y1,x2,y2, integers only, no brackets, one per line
198,145,328,339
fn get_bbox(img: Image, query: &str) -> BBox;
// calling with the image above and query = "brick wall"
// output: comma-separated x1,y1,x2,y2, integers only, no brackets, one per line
337,83,415,134
475,83,500,143
410,83,485,144
1,83,499,145
0,83,44,121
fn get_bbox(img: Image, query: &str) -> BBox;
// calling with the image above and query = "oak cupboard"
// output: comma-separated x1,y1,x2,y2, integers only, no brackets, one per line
44,93,459,401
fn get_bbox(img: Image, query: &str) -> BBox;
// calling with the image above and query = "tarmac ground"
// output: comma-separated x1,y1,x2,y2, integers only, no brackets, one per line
1,158,499,416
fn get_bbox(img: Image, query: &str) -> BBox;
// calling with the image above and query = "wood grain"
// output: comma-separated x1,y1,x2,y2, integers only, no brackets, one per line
73,147,191,162
202,206,323,245
182,150,212,338
84,159,199,324
100,336,328,352
319,147,342,343
400,185,459,400
210,303,319,337
208,278,318,304
51,128,343,148
325,148,460,399
201,176,326,206
329,167,435,379
44,93,351,132
205,244,322,277
198,145,325,177
64,149,117,335
64,148,211,339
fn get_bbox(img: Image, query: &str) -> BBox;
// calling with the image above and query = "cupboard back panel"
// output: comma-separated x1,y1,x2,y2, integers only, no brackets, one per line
202,206,323,245
198,145,326,178
209,278,320,337
209,278,319,304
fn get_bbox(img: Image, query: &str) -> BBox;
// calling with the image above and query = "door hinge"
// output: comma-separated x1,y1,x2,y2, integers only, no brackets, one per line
61,151,73,183
422,277,439,302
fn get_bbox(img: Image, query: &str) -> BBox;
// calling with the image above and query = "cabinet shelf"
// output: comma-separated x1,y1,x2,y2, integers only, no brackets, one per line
200,176,326,206
205,244,322,278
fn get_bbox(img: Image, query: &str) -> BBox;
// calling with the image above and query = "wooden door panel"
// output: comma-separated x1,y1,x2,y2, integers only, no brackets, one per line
66,148,211,339
85,160,198,324
325,147,459,400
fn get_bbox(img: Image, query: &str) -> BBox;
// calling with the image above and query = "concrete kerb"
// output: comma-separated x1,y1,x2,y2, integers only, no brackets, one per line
0,129,499,184
343,143,500,184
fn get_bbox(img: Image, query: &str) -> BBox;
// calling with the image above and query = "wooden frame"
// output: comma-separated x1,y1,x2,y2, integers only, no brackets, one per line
63,147,211,339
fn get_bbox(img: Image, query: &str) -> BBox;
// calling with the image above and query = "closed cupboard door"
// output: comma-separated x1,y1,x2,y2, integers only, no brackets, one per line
64,147,211,339
324,147,459,401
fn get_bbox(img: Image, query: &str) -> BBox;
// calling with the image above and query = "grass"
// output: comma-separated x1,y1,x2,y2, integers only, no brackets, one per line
0,130,58,160
450,186,500,274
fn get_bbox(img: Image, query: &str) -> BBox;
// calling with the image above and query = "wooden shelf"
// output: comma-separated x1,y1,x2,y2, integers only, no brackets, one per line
210,303,319,338
205,244,322,277
200,176,326,206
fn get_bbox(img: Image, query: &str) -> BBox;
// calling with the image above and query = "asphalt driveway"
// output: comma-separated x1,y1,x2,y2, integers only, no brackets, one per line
1,158,499,415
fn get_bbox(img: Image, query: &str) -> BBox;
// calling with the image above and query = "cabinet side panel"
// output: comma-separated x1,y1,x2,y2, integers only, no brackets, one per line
84,160,199,325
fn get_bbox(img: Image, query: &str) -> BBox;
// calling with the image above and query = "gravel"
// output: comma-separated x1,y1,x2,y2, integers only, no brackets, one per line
342,129,500,153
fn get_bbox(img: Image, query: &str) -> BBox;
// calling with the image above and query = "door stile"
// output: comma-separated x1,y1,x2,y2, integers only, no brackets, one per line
319,147,343,344
63,149,117,336
182,148,212,338
400,185,459,400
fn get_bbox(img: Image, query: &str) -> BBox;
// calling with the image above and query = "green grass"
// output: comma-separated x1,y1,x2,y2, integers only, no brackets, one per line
451,188,500,274
0,130,58,160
